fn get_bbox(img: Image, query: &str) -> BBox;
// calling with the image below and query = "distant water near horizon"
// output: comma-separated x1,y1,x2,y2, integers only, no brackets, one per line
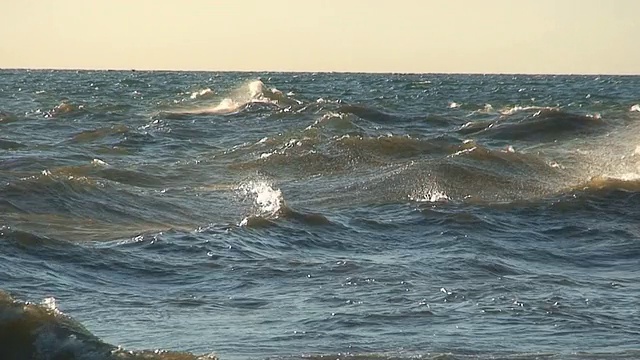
1,70,640,360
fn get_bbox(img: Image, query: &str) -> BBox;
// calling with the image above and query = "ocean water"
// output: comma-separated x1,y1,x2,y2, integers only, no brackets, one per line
1,70,639,360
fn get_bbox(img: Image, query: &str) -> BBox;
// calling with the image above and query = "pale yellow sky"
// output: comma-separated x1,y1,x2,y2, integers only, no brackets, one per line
1,0,639,74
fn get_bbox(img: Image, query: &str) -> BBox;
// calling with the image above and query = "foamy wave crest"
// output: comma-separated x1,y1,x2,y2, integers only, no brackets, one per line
170,80,301,116
631,104,640,112
247,80,302,106
237,180,285,226
467,104,495,116
304,112,356,131
408,184,450,203
409,190,450,203
189,88,215,100
499,105,559,116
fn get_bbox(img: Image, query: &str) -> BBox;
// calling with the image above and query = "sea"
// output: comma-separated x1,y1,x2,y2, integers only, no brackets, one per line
1,70,639,360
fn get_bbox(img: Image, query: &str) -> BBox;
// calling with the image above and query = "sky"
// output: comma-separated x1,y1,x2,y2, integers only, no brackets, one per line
1,0,639,74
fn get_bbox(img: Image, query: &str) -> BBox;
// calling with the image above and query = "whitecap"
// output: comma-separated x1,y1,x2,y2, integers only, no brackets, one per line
237,180,284,222
189,88,214,100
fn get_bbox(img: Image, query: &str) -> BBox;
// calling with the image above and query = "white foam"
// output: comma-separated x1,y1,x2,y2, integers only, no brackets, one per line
409,187,450,203
621,173,640,181
499,105,557,116
41,297,58,311
238,180,284,221
631,104,640,112
190,88,214,100
210,98,242,114
92,158,108,166
169,80,298,116
449,147,477,157
248,80,265,99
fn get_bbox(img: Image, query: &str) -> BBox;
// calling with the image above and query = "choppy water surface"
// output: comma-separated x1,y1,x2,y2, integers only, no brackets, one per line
1,70,640,360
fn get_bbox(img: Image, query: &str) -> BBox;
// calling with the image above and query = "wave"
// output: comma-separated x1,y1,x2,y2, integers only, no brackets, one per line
0,169,195,241
336,105,399,123
164,80,302,116
2,288,639,360
304,112,362,132
0,111,19,124
230,131,465,176
236,180,332,227
299,141,567,206
231,130,560,190
284,351,640,360
5,159,166,189
498,105,559,116
0,225,60,247
459,109,605,141
239,205,333,228
0,291,217,360
44,101,86,118
574,173,640,193
334,134,456,159
69,125,130,143
0,138,26,150
189,87,216,100
334,104,428,124
223,106,640,207
237,180,284,219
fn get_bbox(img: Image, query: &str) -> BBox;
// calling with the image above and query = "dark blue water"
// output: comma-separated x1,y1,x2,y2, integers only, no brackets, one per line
1,70,640,360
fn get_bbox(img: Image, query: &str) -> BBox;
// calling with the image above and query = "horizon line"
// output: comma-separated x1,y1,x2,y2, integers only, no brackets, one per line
1,66,639,77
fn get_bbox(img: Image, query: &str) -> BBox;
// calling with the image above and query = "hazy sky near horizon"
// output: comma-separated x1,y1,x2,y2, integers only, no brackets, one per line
2,0,639,74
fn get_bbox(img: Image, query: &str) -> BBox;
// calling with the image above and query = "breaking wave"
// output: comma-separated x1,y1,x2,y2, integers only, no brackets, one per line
236,180,331,227
165,80,302,116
